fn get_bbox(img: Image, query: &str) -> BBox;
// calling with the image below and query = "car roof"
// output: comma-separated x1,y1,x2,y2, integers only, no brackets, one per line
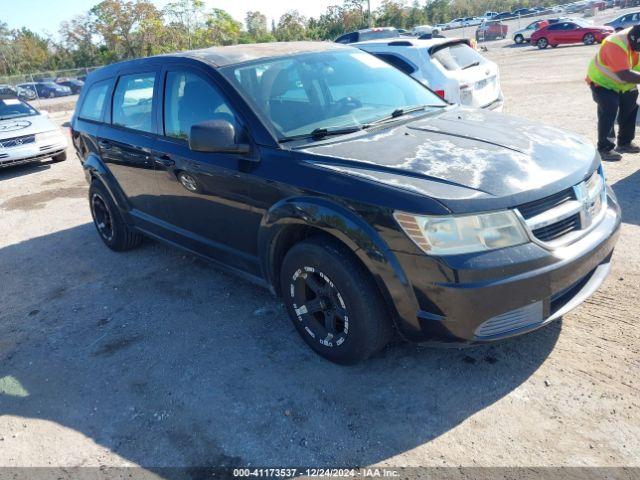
353,37,463,49
86,41,353,83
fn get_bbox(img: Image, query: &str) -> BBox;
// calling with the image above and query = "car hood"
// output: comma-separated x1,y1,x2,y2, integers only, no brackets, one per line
299,107,598,213
0,114,57,140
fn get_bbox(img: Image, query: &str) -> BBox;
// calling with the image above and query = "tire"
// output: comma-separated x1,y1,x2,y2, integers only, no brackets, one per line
514,34,524,44
89,180,143,251
51,151,66,163
584,33,596,45
48,91,55,98
537,37,549,49
280,237,393,365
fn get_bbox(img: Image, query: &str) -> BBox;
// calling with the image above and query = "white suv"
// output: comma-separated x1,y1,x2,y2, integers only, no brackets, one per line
354,38,504,110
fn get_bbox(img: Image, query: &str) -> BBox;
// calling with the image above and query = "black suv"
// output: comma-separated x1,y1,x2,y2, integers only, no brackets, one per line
71,42,621,364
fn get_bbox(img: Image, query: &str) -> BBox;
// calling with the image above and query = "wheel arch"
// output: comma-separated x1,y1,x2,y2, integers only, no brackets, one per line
258,196,421,338
82,153,131,215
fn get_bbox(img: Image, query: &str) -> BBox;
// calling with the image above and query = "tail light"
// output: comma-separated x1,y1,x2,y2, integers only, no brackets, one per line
434,89,446,99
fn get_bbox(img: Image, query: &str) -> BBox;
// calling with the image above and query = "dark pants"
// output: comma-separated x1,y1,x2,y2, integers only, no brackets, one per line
591,85,639,152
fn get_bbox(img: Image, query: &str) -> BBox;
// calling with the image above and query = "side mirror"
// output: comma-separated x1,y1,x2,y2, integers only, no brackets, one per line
189,119,250,154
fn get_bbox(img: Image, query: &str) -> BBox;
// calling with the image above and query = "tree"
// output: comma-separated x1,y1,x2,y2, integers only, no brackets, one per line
59,14,100,67
245,11,267,37
275,10,307,42
205,8,242,46
90,0,163,59
163,0,206,50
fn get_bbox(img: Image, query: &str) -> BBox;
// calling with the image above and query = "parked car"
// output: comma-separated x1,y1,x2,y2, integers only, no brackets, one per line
56,78,85,94
531,20,614,48
512,8,537,16
0,97,67,168
483,11,498,19
0,84,37,101
446,18,468,29
512,18,568,44
476,20,509,41
605,11,640,30
411,24,442,38
17,81,72,98
0,85,18,99
494,11,516,20
355,37,504,110
335,27,399,44
70,41,620,364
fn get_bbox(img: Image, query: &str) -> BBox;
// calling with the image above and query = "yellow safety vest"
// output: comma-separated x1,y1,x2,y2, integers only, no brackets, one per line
587,29,640,92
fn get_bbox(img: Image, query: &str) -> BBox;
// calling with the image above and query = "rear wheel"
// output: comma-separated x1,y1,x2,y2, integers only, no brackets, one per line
280,237,392,364
584,33,596,45
514,34,524,44
537,37,549,49
89,180,143,251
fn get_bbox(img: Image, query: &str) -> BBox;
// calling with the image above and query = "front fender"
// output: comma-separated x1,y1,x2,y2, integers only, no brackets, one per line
259,196,422,338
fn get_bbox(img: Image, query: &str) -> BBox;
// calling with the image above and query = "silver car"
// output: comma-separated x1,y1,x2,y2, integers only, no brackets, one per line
0,98,67,168
606,11,640,31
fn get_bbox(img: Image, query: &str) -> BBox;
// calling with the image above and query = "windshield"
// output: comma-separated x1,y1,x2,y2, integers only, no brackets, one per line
220,49,445,139
431,43,485,71
0,98,37,120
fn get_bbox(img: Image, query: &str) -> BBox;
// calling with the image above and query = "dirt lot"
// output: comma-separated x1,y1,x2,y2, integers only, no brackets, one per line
0,30,639,474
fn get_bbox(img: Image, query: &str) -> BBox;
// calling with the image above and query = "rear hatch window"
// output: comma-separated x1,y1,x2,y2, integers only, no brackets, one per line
431,43,484,71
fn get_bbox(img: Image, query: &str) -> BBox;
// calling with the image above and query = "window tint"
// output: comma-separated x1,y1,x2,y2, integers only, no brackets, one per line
164,70,235,140
373,53,416,75
78,79,111,121
112,73,155,133
547,24,562,30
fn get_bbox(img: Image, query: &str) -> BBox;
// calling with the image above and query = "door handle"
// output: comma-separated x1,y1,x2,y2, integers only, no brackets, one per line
154,154,175,167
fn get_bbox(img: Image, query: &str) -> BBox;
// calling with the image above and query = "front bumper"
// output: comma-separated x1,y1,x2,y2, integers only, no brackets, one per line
0,134,67,168
392,196,621,344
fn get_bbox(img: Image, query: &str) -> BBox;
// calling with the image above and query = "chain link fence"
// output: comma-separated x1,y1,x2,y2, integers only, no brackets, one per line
0,66,102,110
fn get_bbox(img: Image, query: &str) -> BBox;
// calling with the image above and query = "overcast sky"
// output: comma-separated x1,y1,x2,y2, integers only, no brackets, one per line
0,0,385,37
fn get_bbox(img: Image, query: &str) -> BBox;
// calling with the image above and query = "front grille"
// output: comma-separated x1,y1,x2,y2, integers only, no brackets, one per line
516,170,606,247
518,188,575,219
532,213,581,242
0,134,35,149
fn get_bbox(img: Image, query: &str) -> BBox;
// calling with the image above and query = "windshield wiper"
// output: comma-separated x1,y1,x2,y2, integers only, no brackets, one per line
279,125,364,143
462,61,481,70
366,104,446,127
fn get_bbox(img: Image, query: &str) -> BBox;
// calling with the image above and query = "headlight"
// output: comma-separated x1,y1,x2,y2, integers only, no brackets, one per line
394,210,529,255
35,130,62,142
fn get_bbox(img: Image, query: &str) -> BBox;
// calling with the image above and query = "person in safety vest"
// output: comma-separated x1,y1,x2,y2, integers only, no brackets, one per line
587,25,640,161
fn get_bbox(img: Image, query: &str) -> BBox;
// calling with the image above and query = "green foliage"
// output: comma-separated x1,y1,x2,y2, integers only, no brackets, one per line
0,0,570,75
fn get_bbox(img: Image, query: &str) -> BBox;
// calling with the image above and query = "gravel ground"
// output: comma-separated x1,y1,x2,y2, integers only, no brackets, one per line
0,30,639,474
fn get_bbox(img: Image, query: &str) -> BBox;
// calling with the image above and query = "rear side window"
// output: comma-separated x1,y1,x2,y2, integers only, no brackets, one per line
78,79,111,122
112,72,155,133
372,53,416,75
431,43,484,71
164,70,236,140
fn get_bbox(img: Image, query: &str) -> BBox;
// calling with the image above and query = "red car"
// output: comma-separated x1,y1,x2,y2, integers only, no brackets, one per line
531,20,614,49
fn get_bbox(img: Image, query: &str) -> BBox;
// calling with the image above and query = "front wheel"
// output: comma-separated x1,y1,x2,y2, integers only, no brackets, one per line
89,180,143,251
514,34,524,44
280,237,393,364
584,33,596,45
537,37,549,49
